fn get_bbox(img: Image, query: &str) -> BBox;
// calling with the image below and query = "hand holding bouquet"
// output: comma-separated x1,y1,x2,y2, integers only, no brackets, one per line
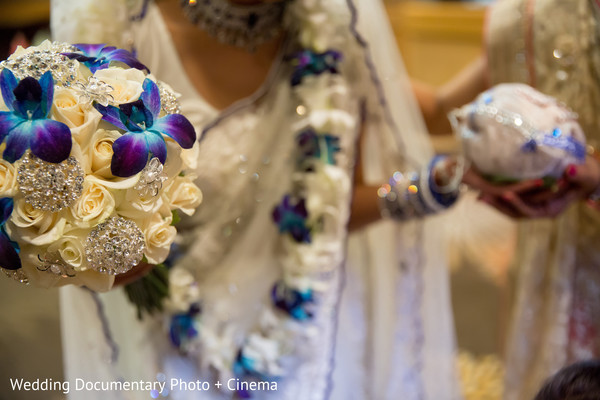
0,41,202,292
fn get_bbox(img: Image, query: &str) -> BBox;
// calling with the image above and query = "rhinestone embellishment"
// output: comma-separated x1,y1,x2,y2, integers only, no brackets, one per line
1,268,29,284
134,157,168,197
37,252,76,278
85,217,146,275
157,82,181,115
17,152,84,212
0,48,79,87
73,76,115,107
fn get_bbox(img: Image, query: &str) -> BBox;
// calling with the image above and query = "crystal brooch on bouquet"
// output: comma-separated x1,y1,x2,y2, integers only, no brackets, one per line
17,152,84,212
157,82,181,115
73,76,115,107
37,252,76,278
0,49,78,87
134,157,168,198
85,217,145,275
1,268,29,284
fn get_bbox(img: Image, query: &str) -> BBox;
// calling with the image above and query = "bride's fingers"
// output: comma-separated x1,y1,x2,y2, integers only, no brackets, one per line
519,180,570,204
463,168,544,196
504,190,581,218
501,192,545,218
500,178,546,194
479,194,523,219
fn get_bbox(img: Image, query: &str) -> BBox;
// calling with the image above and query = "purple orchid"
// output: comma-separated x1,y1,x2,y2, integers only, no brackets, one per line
169,303,201,351
233,349,278,391
271,281,314,321
272,195,311,243
0,69,72,163
297,128,340,166
62,43,149,73
289,50,342,86
94,78,196,177
0,198,21,271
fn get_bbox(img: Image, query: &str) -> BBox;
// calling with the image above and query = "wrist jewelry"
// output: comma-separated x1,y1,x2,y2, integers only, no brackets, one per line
378,155,464,221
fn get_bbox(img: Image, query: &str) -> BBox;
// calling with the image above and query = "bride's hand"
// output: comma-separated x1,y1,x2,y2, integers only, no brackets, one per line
461,166,544,198
467,155,600,218
113,261,155,287
461,167,544,218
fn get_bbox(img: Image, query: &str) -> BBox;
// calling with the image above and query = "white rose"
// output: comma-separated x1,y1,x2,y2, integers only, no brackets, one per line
13,240,114,291
86,129,121,178
46,229,89,271
93,67,145,104
17,245,62,288
181,142,200,171
6,199,67,246
117,186,165,220
70,178,116,228
143,211,177,264
164,176,202,216
0,159,18,196
52,87,103,147
163,139,184,179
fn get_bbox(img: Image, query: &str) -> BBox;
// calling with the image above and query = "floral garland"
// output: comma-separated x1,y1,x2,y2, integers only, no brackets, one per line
165,0,356,396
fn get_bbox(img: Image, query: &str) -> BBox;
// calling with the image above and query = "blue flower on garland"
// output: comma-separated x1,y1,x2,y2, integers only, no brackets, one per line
233,350,279,398
289,50,342,86
297,127,340,166
94,78,196,177
0,198,21,271
62,43,149,73
169,303,201,351
232,352,257,399
272,195,311,243
271,281,314,321
0,69,72,163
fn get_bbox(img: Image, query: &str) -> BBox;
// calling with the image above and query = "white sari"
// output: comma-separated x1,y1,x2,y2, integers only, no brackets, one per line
52,0,461,399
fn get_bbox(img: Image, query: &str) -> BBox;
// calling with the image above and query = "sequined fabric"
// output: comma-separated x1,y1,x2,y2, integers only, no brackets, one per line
487,1,600,399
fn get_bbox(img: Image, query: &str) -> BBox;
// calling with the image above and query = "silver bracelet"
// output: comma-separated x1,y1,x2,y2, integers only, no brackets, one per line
377,156,464,221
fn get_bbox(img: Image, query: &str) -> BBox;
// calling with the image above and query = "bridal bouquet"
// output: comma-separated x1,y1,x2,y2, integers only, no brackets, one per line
450,83,587,183
0,40,202,292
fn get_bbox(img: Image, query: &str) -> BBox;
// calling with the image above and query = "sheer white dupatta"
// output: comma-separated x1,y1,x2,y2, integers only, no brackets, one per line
339,0,462,399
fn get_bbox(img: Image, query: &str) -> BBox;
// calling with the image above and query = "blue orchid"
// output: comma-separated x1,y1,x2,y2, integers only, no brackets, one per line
169,303,201,351
94,78,196,177
0,198,21,271
271,281,314,321
62,43,149,73
233,350,278,398
289,50,342,86
0,69,72,163
297,128,340,166
272,195,311,243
